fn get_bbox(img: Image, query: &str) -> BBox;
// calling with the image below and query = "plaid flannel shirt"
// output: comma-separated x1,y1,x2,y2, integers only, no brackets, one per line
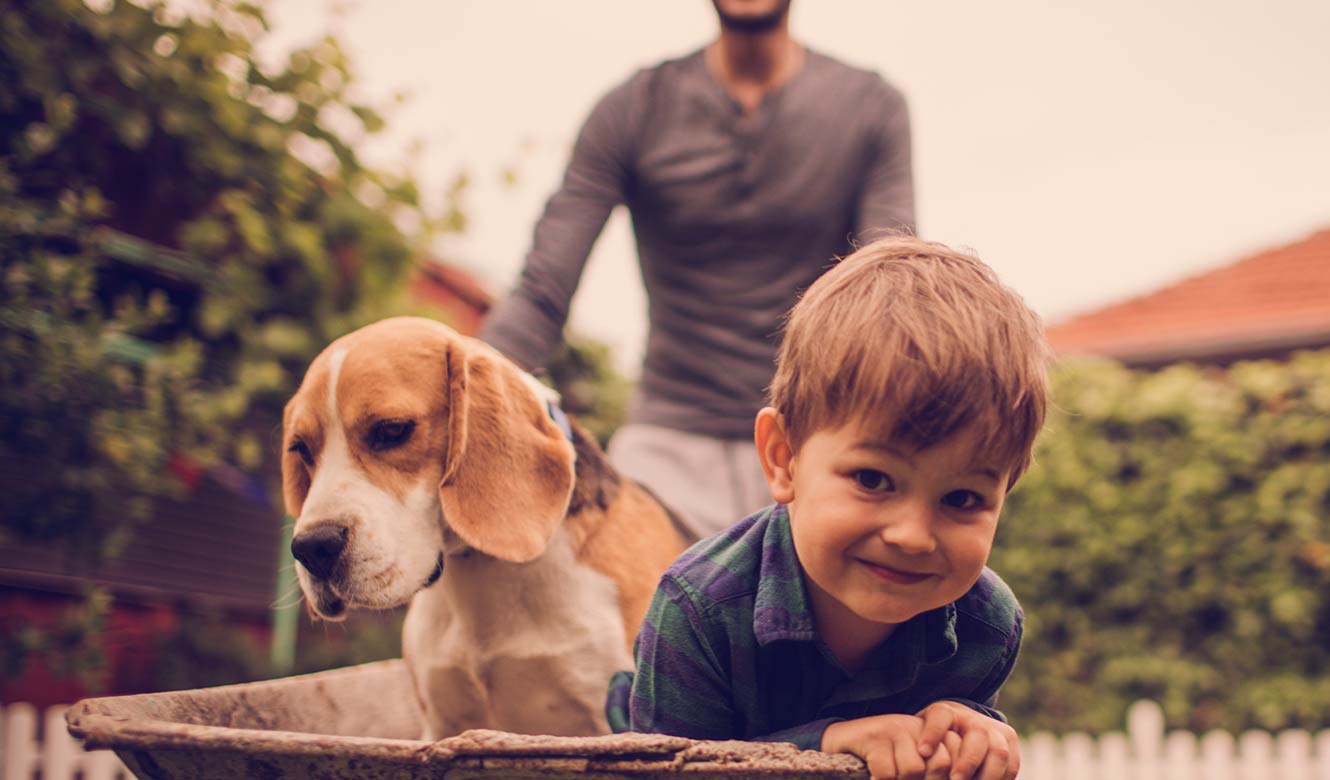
606,503,1023,750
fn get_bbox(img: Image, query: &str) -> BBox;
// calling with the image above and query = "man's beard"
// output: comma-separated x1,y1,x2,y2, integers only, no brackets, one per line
712,0,791,33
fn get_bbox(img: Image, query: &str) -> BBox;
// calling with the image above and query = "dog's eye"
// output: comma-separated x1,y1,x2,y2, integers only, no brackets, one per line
369,419,415,451
288,439,315,467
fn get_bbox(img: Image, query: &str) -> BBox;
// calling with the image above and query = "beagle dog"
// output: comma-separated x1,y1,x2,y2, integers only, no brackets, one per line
281,317,687,739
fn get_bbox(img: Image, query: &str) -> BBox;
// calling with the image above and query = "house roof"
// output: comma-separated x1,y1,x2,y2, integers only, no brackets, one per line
411,258,493,335
415,259,492,310
1045,227,1330,366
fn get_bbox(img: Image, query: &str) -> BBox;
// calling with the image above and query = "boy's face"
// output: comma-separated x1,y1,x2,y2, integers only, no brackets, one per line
757,410,1010,650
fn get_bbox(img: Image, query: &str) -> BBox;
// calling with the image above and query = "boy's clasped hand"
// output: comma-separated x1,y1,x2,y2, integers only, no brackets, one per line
823,701,1020,780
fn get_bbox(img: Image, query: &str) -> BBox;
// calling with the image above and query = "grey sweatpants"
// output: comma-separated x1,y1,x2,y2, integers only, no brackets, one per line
607,423,772,544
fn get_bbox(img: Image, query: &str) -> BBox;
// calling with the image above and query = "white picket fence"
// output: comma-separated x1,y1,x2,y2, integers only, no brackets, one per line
3,698,1330,779
1021,701,1330,780
1,703,128,780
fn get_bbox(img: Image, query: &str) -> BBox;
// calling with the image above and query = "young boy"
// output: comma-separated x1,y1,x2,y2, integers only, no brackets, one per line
605,236,1048,780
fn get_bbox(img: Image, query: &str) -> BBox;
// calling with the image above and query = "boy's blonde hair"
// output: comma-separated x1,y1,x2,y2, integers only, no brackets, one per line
768,236,1048,488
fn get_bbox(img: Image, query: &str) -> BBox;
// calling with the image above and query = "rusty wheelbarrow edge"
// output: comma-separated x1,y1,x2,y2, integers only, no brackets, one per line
66,712,867,775
66,658,428,762
67,709,428,760
63,659,868,777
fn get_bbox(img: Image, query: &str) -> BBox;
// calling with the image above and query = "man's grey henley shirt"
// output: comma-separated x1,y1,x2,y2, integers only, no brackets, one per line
482,48,915,439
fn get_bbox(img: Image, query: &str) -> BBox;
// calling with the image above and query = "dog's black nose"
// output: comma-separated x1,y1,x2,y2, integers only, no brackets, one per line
291,524,348,580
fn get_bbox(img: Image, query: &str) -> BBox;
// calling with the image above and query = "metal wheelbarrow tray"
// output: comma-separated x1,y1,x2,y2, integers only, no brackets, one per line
66,659,866,779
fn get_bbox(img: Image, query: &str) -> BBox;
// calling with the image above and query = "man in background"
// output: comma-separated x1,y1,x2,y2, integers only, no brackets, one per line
482,0,915,540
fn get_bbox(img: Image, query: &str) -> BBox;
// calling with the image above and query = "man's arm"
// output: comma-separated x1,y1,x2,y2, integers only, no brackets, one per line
480,78,638,371
852,79,916,241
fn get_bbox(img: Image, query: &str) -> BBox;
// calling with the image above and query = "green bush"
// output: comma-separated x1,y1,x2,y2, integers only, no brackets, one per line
1,0,433,557
993,350,1330,733
0,0,439,684
545,336,631,447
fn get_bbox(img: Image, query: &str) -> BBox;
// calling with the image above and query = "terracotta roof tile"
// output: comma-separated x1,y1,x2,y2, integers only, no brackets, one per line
1046,227,1330,365
414,258,493,309
407,258,494,336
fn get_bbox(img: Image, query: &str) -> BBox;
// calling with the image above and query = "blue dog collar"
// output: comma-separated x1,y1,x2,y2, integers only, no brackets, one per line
546,401,574,442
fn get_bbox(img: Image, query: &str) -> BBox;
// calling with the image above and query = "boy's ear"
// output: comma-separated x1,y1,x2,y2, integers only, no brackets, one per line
755,407,796,504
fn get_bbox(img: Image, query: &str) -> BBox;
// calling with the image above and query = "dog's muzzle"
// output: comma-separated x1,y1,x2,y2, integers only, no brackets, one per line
291,524,349,581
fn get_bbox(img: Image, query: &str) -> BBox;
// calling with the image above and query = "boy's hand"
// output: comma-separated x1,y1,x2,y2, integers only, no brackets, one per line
823,714,962,780
916,701,1020,780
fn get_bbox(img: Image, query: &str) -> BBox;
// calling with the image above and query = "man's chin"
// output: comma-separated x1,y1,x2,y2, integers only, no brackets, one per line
712,0,791,33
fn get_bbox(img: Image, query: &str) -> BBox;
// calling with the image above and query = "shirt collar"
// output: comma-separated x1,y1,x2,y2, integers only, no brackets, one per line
753,504,817,644
880,603,959,669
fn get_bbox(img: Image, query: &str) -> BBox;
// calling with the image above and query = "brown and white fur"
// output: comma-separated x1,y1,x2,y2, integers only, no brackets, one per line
281,317,687,739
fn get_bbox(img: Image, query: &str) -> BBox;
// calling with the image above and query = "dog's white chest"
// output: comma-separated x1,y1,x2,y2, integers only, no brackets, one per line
402,529,632,739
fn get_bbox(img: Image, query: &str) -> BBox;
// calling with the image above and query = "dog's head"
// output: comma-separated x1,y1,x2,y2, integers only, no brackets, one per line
281,316,575,619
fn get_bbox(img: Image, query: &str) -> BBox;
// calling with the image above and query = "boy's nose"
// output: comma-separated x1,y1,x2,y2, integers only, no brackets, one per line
879,503,937,554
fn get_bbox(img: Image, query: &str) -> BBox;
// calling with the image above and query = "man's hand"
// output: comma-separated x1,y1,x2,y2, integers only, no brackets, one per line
823,714,963,780
915,701,1020,780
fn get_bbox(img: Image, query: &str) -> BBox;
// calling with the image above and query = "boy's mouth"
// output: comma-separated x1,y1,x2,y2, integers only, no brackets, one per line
861,561,933,585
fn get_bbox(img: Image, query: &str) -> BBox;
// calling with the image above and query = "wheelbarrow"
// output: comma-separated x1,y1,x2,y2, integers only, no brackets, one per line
65,659,866,779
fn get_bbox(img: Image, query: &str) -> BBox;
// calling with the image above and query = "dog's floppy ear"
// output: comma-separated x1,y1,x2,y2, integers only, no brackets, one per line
438,341,574,563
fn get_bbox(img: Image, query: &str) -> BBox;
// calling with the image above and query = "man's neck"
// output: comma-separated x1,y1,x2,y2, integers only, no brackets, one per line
705,25,804,114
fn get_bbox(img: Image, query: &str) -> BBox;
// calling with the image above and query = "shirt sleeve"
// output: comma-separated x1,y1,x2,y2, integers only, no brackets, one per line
479,76,638,371
626,575,741,739
756,718,844,751
852,79,916,241
941,604,1024,724
625,575,847,749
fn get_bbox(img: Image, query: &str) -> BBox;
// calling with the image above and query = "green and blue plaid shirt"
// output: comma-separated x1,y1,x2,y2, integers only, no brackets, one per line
606,503,1023,750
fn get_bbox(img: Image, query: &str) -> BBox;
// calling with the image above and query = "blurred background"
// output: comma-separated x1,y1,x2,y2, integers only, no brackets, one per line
1,0,1328,752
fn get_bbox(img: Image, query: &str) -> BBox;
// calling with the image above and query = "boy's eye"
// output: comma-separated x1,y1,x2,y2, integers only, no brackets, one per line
853,470,894,493
942,490,985,510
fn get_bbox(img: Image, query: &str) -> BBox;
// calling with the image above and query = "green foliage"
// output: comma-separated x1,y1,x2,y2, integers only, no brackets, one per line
150,606,269,691
0,0,440,684
545,335,631,447
1,0,429,558
992,350,1330,733
290,609,406,677
0,588,111,690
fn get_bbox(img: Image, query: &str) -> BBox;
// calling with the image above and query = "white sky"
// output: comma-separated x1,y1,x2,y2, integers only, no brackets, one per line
261,0,1330,376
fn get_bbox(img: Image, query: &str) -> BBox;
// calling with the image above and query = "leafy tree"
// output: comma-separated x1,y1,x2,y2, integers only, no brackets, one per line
545,336,631,447
993,350,1330,733
0,0,434,556
0,0,440,684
